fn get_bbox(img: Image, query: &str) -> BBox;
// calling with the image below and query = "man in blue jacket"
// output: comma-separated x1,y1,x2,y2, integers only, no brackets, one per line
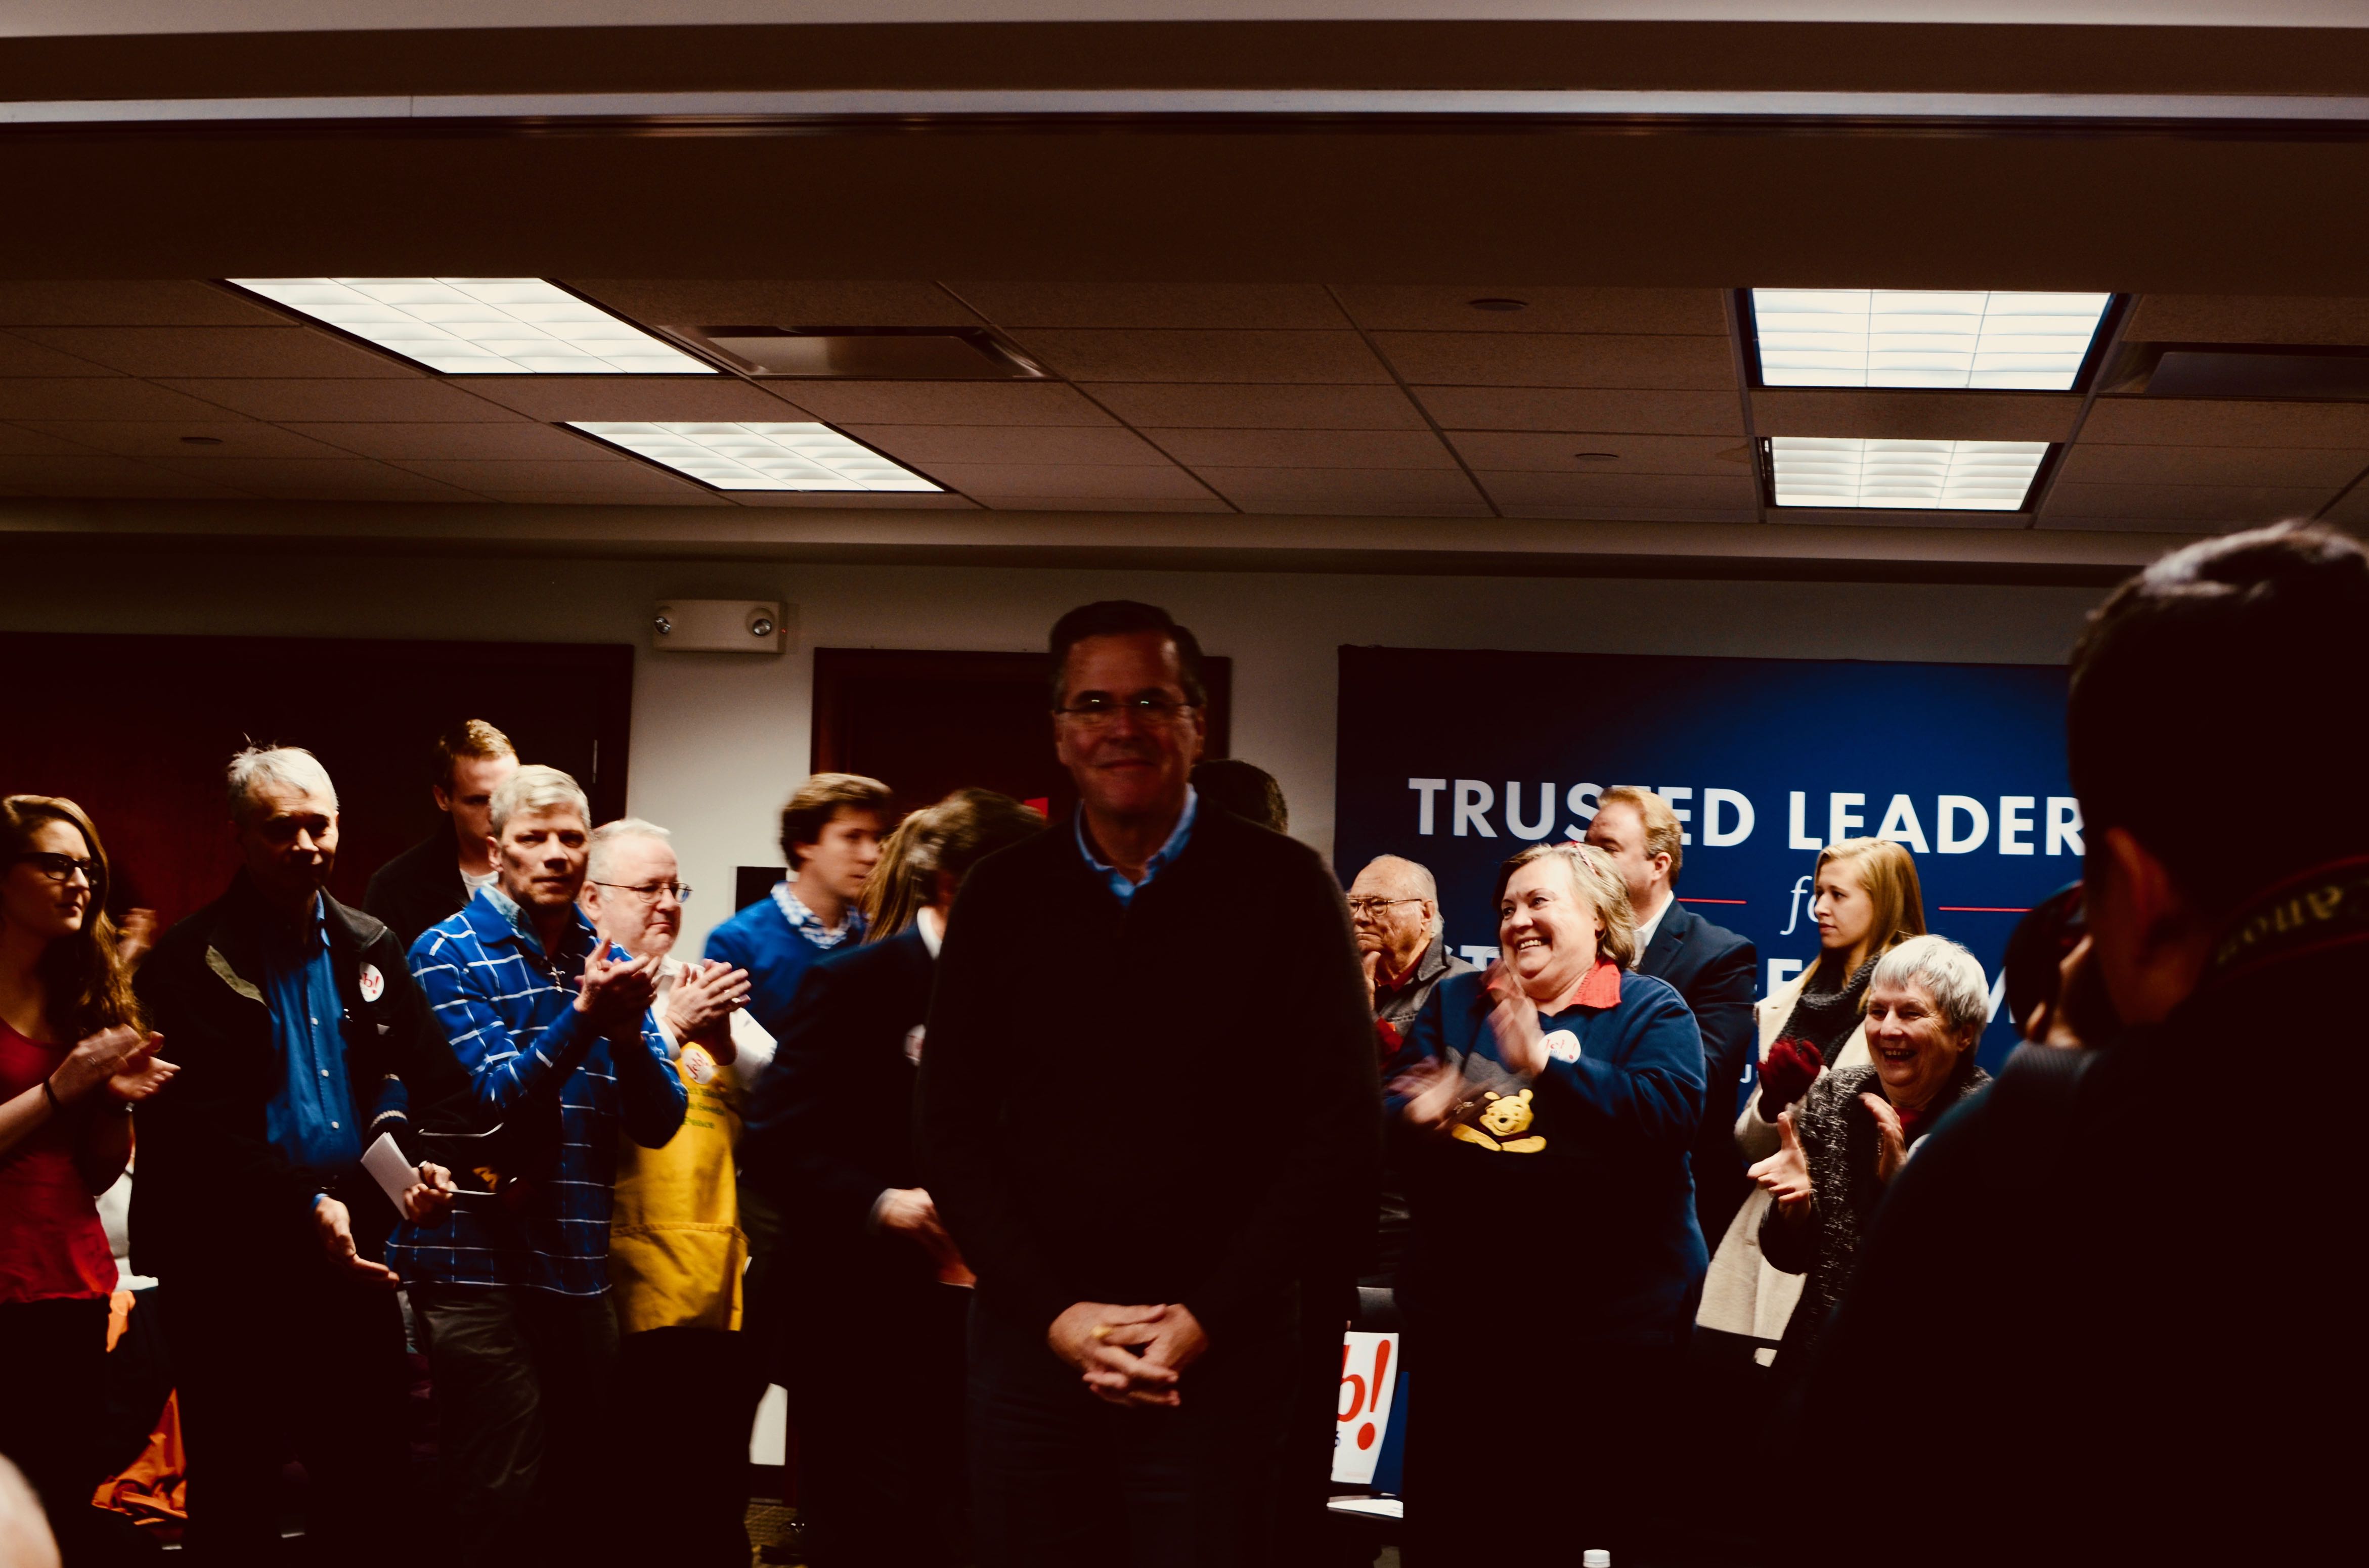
386,765,685,1568
704,772,893,1039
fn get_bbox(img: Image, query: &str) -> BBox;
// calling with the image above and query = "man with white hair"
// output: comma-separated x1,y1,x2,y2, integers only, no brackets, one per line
580,817,769,1567
133,745,469,1567
386,766,686,1568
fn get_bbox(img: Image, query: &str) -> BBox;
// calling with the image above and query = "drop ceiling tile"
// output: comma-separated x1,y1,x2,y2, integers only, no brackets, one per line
0,454,249,499
1751,390,2082,442
1375,332,1735,390
1416,386,1743,435
14,327,413,380
1083,383,1426,430
452,376,804,422
2317,484,2369,524
953,283,1346,330
14,420,353,461
839,424,1168,466
282,422,603,461
1447,432,1752,476
2079,397,2369,449
1499,502,1762,524
1333,286,1727,335
2055,443,2368,487
471,488,735,508
923,462,1212,501
0,331,118,378
2123,295,2369,346
151,378,527,422
2042,481,2333,522
779,381,1113,426
1476,471,1761,510
1196,467,1489,517
0,423,101,457
388,458,700,496
147,457,487,501
973,495,1231,513
999,330,1389,385
0,378,243,422
568,280,981,329
0,282,283,328
1156,428,1455,470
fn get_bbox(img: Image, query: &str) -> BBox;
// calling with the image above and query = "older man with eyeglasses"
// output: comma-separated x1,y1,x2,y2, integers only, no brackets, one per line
579,818,767,1567
919,600,1379,1568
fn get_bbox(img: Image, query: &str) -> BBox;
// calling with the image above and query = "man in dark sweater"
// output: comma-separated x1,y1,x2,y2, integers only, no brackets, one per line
363,719,518,949
919,601,1379,1568
1792,523,2367,1568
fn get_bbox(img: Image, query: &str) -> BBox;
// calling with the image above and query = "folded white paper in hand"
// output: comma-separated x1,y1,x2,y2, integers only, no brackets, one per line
362,1132,420,1217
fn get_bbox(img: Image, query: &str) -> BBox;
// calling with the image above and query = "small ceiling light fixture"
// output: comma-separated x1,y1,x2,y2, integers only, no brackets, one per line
1767,436,2049,511
227,278,713,375
1573,451,1620,462
1468,297,1529,312
568,421,941,492
1749,289,2113,390
178,434,224,445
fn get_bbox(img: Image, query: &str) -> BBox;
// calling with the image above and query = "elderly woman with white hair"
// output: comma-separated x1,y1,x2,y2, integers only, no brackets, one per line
1750,933,1994,1378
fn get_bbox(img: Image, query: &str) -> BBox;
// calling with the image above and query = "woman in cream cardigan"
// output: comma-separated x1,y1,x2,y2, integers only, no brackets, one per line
1696,836,1926,1358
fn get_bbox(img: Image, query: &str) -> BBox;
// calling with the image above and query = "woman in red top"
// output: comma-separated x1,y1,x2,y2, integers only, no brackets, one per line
0,795,174,1562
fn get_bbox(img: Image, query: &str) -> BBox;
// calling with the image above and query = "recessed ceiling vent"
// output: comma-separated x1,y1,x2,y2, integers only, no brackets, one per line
664,325,1045,379
2130,344,2369,400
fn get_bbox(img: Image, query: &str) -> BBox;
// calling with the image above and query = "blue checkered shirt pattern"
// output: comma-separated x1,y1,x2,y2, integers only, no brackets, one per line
385,886,685,1296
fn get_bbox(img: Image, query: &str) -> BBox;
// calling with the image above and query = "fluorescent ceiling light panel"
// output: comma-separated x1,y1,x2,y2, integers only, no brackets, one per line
1768,437,2048,511
1750,289,2112,390
228,278,713,375
569,421,941,492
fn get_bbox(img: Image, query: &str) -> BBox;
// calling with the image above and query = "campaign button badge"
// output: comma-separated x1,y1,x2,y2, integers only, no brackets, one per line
358,963,385,1003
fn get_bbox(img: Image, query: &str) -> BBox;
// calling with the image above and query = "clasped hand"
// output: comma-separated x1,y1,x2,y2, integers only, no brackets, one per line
664,959,753,1054
1048,1302,1209,1409
575,946,660,1034
53,1025,177,1107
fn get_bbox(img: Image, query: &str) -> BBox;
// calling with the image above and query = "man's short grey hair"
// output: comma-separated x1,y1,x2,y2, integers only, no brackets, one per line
587,818,672,883
1357,854,1445,940
1870,933,1992,1038
225,745,338,822
489,765,590,838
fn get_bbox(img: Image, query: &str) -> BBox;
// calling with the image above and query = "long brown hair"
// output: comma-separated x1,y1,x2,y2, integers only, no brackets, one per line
1,795,143,1040
861,789,1046,942
1804,836,1927,987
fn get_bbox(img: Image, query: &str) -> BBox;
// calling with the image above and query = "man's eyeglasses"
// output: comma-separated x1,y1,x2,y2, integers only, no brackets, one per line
1051,694,1198,728
1345,897,1424,918
13,852,97,885
590,880,692,904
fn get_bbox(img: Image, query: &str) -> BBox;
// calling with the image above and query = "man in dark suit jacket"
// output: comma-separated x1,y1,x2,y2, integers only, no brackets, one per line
920,602,1378,1568
134,747,468,1567
1589,787,1759,1246
743,789,1043,1568
362,719,518,949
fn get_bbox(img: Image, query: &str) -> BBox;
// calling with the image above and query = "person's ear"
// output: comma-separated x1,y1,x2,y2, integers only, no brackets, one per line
432,784,453,812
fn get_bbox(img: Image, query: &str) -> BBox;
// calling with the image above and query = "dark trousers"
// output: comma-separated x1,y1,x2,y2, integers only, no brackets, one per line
161,1269,412,1568
0,1296,115,1565
613,1326,757,1568
967,1297,1294,1568
1400,1328,1682,1568
409,1282,617,1568
781,1246,971,1567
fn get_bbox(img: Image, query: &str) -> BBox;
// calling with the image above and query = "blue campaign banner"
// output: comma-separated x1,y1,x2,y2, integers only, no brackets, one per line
1334,646,2078,1086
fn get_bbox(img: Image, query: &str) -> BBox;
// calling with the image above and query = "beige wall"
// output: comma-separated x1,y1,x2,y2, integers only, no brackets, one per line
1,546,2100,956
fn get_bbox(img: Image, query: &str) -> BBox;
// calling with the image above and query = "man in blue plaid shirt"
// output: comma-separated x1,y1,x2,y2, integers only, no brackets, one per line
387,764,685,1567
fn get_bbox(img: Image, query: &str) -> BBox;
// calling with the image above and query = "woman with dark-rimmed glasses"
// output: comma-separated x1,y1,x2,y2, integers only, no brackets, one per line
0,795,174,1563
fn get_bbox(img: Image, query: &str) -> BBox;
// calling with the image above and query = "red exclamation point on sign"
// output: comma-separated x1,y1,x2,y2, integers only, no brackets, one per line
1358,1338,1391,1451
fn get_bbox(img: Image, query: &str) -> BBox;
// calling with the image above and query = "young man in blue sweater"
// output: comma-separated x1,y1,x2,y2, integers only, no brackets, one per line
703,773,892,1039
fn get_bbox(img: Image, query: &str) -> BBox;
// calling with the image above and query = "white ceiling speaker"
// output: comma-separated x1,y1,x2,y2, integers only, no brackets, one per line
652,599,789,654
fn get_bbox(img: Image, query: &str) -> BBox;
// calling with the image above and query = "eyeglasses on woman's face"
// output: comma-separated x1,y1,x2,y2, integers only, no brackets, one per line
590,880,691,905
12,851,97,886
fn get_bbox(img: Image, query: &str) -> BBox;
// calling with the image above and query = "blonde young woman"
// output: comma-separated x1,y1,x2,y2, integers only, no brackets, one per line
1697,836,1926,1355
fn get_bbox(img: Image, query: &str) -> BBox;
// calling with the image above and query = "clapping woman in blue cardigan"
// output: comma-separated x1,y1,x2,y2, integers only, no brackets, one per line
1384,840,1708,1566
